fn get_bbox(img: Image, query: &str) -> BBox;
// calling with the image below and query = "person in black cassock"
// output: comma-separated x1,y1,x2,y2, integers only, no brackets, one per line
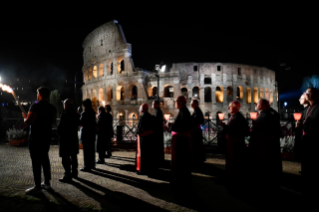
221,101,249,187
249,98,282,191
96,105,114,163
105,104,114,158
57,99,80,182
190,99,205,166
23,87,57,194
136,103,155,174
169,96,192,191
297,87,319,191
79,99,96,172
152,100,164,167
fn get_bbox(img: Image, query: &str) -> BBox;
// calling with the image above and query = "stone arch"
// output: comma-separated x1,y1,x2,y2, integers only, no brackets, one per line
181,87,188,99
254,87,258,103
99,88,104,101
204,87,212,102
117,110,125,120
270,90,273,104
89,68,92,80
227,86,233,100
129,85,138,100
236,86,243,100
92,88,98,112
164,85,174,97
117,56,125,74
246,87,251,103
116,85,124,101
215,86,223,103
265,88,269,100
107,60,113,75
106,87,113,101
93,66,98,78
192,86,200,99
99,63,104,77
128,112,139,127
260,88,264,98
85,70,89,81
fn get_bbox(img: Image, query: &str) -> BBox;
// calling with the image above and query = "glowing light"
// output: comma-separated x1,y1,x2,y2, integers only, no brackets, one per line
250,112,258,120
164,114,171,121
293,113,302,121
102,101,105,106
160,65,166,72
218,113,225,120
284,102,287,106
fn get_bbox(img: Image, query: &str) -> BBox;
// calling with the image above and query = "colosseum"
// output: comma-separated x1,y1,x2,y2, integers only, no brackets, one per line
82,20,278,122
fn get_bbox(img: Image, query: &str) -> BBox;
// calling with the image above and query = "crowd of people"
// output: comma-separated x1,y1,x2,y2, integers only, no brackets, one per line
21,86,319,196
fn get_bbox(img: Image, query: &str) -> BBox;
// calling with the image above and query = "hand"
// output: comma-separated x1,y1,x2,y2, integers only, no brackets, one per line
22,112,27,119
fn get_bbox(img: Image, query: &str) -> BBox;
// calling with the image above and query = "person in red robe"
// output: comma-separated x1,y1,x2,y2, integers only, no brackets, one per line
221,101,249,188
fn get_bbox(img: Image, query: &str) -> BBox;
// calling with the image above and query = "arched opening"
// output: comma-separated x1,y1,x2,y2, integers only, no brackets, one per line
116,86,124,101
106,87,113,101
89,68,92,80
181,87,188,99
260,88,264,98
236,86,243,99
246,87,251,103
128,112,138,127
131,85,137,100
204,87,212,102
215,86,223,102
254,87,258,103
164,85,174,97
270,90,273,104
204,77,212,84
152,87,158,98
265,88,269,100
99,63,104,77
118,58,125,74
99,88,104,101
93,66,97,78
92,89,98,112
108,61,113,75
85,70,89,81
117,111,125,120
227,86,233,100
192,86,200,99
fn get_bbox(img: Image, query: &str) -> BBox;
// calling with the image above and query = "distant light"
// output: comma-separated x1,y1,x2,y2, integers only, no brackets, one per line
7,103,8,106
194,94,198,97
160,65,166,72
284,102,287,106
0,77,1,82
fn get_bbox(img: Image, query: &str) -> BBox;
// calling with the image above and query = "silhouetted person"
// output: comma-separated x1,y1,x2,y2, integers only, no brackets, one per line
250,98,282,192
152,100,164,167
221,101,249,187
136,103,155,174
297,87,319,192
190,99,205,166
23,87,57,194
57,99,80,182
168,96,192,192
79,99,96,172
105,104,114,158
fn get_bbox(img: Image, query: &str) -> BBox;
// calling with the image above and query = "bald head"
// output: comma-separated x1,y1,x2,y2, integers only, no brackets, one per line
176,96,186,109
139,103,149,114
63,98,73,110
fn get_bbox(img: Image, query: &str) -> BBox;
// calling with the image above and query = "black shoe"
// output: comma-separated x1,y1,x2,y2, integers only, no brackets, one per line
59,176,72,183
80,168,91,172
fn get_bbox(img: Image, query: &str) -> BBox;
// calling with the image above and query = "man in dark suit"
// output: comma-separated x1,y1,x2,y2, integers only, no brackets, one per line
57,99,80,182
152,100,164,167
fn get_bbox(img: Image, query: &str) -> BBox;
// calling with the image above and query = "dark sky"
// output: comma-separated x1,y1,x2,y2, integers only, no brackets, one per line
0,3,318,106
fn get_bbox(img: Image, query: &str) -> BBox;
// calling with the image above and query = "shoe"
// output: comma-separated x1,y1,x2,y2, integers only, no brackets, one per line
80,168,91,172
25,186,42,194
96,160,104,164
41,182,51,190
59,176,72,183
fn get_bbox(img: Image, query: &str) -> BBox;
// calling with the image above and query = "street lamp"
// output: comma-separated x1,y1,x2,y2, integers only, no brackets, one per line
154,63,166,101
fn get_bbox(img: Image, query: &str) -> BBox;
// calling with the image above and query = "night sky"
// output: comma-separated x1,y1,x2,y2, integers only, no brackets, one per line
0,4,317,109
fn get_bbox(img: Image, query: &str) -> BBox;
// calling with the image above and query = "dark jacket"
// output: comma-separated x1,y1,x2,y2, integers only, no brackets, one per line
96,111,114,152
80,108,96,141
57,107,80,157
171,105,192,133
223,112,249,139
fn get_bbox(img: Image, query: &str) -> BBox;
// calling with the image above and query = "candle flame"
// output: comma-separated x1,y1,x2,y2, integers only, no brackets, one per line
1,84,13,93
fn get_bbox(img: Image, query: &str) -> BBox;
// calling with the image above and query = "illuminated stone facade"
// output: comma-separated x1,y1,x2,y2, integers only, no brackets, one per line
82,20,278,121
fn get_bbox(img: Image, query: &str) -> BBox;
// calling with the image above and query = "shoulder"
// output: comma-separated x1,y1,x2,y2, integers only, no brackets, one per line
29,103,39,112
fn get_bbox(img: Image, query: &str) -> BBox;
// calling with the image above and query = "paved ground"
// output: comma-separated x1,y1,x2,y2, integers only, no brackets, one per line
0,143,314,212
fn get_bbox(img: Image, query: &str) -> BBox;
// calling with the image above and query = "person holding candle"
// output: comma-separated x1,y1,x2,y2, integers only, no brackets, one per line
221,101,249,188
152,100,165,168
190,99,205,166
23,87,57,194
249,98,282,192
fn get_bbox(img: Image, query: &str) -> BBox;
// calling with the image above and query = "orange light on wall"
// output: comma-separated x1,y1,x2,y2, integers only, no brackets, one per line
218,113,225,120
250,112,258,120
164,114,171,121
293,113,302,121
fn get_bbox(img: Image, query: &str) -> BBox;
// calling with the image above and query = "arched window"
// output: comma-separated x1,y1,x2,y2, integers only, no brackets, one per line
118,59,125,74
89,68,92,80
164,85,174,97
265,88,269,100
205,87,212,102
92,89,97,99
215,86,223,102
246,87,251,103
181,87,188,99
270,90,273,104
227,86,233,100
260,88,264,98
108,61,113,75
131,85,137,100
129,113,138,127
236,86,243,99
116,86,124,101
93,66,97,78
192,86,200,99
204,77,212,84
107,87,113,101
99,64,104,77
99,88,104,101
254,87,258,103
